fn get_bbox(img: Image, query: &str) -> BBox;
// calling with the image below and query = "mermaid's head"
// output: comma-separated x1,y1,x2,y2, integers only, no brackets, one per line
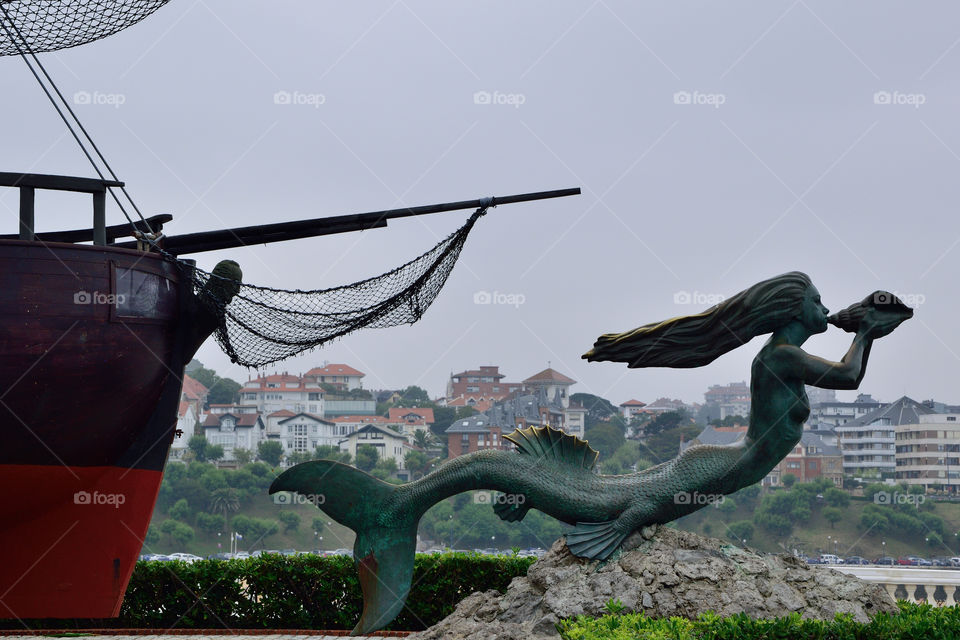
583,271,813,368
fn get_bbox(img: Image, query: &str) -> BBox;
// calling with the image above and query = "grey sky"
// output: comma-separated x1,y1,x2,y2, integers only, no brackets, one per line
3,1,959,406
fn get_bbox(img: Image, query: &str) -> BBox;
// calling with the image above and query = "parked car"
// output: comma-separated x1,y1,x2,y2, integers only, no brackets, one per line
915,557,933,566
820,554,843,565
206,552,232,560
874,556,896,565
167,553,203,564
279,548,298,556
844,556,869,565
805,556,823,564
233,551,250,559
897,556,917,566
950,557,960,567
139,553,167,561
931,557,952,567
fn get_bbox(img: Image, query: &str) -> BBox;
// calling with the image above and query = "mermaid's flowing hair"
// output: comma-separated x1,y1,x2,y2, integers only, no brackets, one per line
583,271,812,368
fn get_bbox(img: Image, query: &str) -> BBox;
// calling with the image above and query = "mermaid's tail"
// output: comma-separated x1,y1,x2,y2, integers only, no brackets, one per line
269,461,417,635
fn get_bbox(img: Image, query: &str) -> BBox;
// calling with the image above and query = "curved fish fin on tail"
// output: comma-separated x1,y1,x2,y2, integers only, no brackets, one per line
269,461,417,635
565,520,628,560
504,425,599,470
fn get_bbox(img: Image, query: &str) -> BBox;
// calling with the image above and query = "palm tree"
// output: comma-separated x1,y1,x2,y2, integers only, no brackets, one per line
413,429,435,450
208,488,240,532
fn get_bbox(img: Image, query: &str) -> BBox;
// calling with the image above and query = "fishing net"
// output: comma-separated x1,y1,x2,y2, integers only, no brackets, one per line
186,208,487,368
0,0,171,56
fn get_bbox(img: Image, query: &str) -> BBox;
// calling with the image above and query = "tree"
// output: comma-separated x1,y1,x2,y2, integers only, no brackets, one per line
782,473,797,488
206,444,224,463
413,429,436,450
823,506,843,529
644,410,690,437
355,444,378,472
727,520,754,542
169,498,192,522
569,393,618,420
312,517,326,536
278,511,301,533
823,487,849,508
145,525,160,546
258,440,284,466
208,488,240,530
234,448,253,465
396,385,431,407
641,424,700,463
314,444,351,464
188,434,213,462
196,512,225,535
404,450,434,480
188,363,241,406
371,456,398,480
584,423,625,459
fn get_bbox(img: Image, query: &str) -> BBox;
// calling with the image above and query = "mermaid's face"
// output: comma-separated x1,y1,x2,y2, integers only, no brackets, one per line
799,284,829,334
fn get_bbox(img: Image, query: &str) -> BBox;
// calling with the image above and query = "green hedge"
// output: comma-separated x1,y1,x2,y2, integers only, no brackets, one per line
5,553,534,631
557,602,960,640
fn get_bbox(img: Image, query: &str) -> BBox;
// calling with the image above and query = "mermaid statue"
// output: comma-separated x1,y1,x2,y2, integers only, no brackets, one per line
270,271,913,634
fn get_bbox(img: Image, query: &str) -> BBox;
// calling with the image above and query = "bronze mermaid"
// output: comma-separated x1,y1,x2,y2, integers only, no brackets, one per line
270,271,912,634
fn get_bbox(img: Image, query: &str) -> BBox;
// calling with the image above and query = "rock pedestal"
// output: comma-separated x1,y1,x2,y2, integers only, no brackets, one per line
409,526,897,640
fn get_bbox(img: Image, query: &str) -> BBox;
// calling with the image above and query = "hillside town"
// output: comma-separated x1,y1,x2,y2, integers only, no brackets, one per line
175,362,960,494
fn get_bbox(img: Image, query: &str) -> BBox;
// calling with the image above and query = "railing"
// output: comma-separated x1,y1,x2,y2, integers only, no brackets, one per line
0,172,169,245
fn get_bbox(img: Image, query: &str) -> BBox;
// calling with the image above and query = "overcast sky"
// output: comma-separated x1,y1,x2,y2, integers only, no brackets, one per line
4,1,960,406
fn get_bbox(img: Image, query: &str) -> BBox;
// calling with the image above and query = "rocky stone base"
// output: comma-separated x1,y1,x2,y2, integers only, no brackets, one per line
409,526,897,640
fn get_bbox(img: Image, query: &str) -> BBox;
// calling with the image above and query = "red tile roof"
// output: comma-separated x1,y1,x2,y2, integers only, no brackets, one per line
268,410,296,418
178,401,192,418
331,415,390,423
181,374,208,400
306,364,365,377
620,399,647,407
523,368,576,385
388,407,435,423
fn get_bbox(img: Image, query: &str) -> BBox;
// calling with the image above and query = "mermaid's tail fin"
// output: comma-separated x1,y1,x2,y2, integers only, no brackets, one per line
269,461,417,635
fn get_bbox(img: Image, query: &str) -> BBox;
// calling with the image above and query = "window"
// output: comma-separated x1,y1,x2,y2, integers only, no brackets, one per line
309,393,321,401
113,267,176,319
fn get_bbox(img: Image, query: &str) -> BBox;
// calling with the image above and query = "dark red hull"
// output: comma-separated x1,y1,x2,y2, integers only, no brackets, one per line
0,240,192,618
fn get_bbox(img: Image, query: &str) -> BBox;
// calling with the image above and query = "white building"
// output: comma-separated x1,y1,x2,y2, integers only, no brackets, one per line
896,413,960,493
619,399,647,421
201,411,266,462
339,424,411,471
239,373,326,416
170,401,199,460
564,404,587,438
837,397,933,480
522,368,576,409
304,363,365,390
266,412,339,455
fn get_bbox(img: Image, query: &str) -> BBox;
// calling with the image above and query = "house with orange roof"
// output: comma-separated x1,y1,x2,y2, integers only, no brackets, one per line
303,363,365,390
619,399,647,421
